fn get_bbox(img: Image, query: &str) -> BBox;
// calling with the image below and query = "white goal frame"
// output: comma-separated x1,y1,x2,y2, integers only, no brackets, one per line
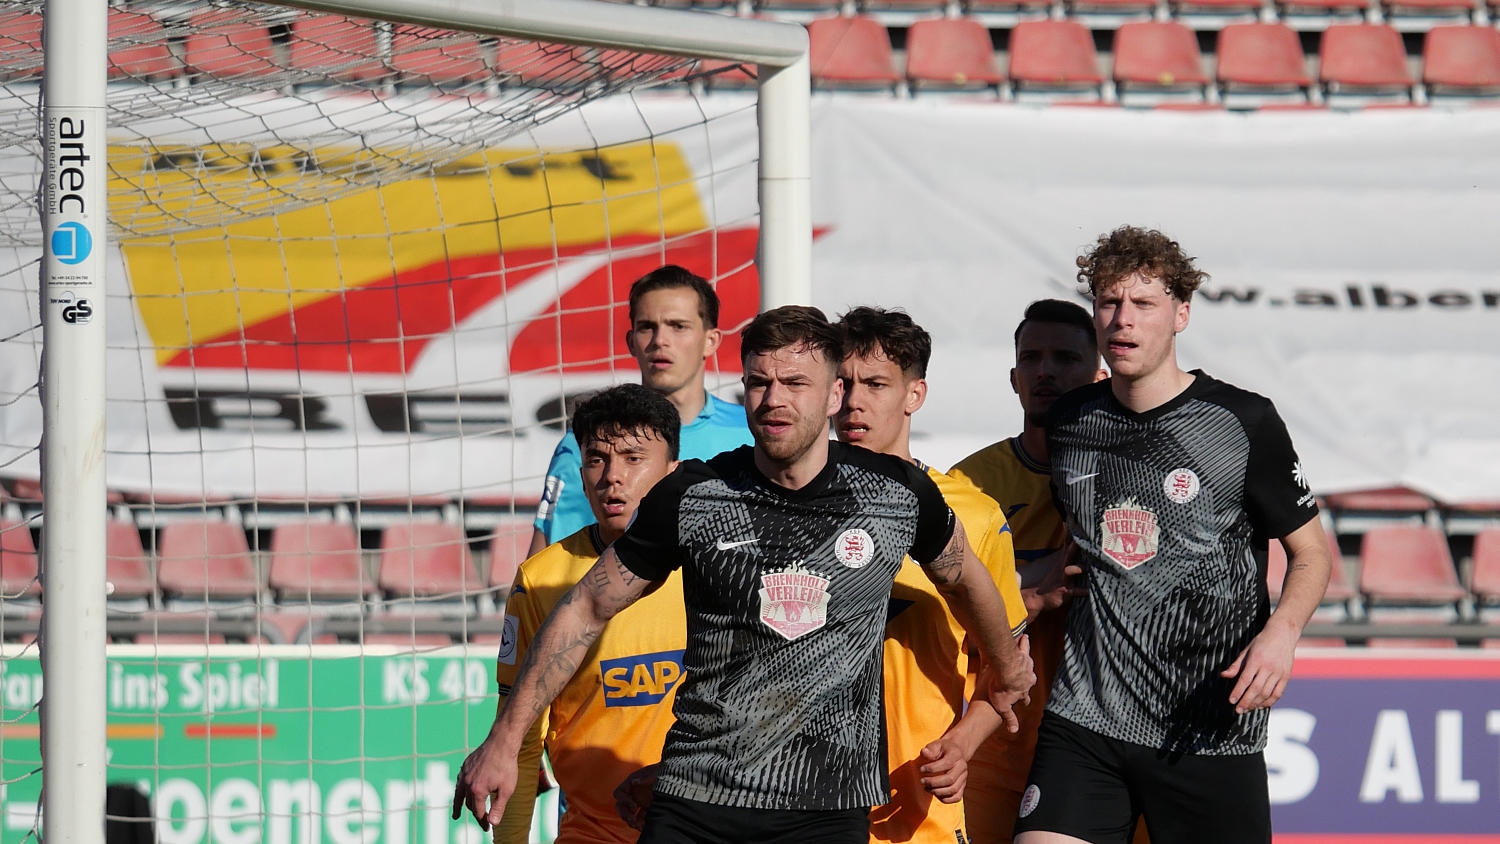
39,0,809,839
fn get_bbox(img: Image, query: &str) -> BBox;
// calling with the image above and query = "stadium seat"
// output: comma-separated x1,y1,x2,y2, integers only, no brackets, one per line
1007,20,1104,101
1276,0,1369,26
1215,23,1313,105
1170,0,1263,26
0,9,41,79
1267,528,1355,608
1358,525,1465,607
1112,21,1210,104
1467,528,1500,606
1325,486,1436,534
0,520,39,600
1319,24,1414,102
966,0,1055,23
1365,636,1459,648
1297,637,1349,647
391,26,489,85
807,15,901,90
905,18,1003,92
288,14,388,83
108,9,177,82
488,520,532,594
106,520,154,608
1422,26,1500,96
1381,0,1478,30
184,13,282,79
156,520,262,607
377,521,479,611
268,520,374,604
492,41,595,88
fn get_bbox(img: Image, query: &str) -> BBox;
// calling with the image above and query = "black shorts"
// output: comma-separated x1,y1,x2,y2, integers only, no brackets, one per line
1013,713,1270,844
638,791,870,844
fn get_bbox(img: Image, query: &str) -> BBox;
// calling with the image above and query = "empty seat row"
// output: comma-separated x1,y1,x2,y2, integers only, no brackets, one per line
0,518,531,610
808,16,1500,102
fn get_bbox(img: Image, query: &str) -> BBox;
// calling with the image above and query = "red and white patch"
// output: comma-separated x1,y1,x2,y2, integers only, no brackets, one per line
758,564,831,640
1163,467,1201,504
1019,784,1041,818
1100,499,1159,569
834,528,874,569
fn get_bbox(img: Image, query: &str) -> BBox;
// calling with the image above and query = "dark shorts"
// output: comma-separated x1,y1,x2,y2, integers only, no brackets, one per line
1013,713,1271,844
638,791,870,844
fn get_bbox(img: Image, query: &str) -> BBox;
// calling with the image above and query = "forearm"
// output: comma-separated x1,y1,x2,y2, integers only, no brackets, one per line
945,691,1005,759
493,719,545,844
1267,520,1334,637
937,569,1023,671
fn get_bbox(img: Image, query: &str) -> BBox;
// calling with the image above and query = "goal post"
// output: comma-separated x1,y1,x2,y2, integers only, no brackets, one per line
30,0,810,839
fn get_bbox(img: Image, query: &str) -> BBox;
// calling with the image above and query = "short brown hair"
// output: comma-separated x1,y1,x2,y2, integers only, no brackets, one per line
629,265,720,328
741,305,843,368
1076,226,1208,302
837,306,931,378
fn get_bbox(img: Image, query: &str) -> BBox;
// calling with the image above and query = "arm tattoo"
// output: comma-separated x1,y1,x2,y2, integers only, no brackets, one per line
925,532,965,586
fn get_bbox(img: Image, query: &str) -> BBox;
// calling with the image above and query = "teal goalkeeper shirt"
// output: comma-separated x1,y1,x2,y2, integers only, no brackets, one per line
532,393,754,544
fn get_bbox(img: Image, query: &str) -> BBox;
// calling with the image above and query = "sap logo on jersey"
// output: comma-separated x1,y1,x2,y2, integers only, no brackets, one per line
601,649,685,707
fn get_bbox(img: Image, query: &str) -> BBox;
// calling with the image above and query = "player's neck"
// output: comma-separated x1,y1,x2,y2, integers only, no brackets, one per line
664,381,708,424
1112,365,1195,413
755,428,832,490
1017,426,1049,466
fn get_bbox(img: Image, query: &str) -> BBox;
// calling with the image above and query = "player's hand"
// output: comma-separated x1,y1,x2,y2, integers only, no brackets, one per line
614,763,661,831
980,634,1035,733
451,738,520,832
917,738,969,803
1221,617,1299,714
1021,543,1086,620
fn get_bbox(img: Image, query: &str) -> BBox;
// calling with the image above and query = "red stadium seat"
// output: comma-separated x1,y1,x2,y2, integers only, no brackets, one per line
108,9,177,81
906,18,1003,91
1267,528,1354,606
288,14,388,83
1468,528,1500,606
1297,637,1349,647
0,9,42,79
156,520,261,604
1358,525,1465,607
106,520,154,606
807,15,901,90
488,520,532,593
1319,24,1413,99
0,520,38,599
184,13,281,79
391,26,490,85
1112,21,1209,101
378,521,478,608
1382,0,1478,25
1423,26,1500,94
269,521,374,603
1216,23,1313,101
1365,636,1459,648
493,41,595,88
1171,0,1263,20
1008,20,1104,100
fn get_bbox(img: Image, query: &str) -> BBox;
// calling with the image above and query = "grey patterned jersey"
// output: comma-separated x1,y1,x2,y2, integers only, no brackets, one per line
1046,372,1318,756
613,442,954,811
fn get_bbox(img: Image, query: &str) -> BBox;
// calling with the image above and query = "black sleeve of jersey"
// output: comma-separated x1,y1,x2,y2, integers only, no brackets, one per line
611,460,702,581
904,462,956,565
1245,401,1320,539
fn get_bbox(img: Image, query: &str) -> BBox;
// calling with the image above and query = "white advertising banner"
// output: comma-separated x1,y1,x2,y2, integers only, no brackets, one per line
0,95,1495,504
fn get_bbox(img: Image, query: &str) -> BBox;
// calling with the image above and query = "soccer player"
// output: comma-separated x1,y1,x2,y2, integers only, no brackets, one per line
949,299,1105,844
1014,226,1332,844
456,305,1035,844
832,306,1030,844
528,265,753,557
493,384,684,844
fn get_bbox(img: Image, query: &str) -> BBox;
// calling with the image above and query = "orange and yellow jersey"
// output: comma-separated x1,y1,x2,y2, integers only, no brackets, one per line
493,526,686,844
871,465,1027,844
949,439,1071,818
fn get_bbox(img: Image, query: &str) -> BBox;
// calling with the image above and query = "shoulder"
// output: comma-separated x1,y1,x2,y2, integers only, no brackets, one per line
1188,371,1278,425
831,441,930,488
516,531,598,594
704,392,745,419
930,467,1002,523
1047,379,1113,428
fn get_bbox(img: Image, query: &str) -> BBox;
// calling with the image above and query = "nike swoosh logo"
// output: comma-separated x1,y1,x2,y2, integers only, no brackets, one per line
715,538,759,551
1065,471,1099,486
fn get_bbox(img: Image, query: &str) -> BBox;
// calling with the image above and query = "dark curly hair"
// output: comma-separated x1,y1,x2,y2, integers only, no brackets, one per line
1076,226,1208,302
836,306,931,378
571,384,681,461
740,305,843,370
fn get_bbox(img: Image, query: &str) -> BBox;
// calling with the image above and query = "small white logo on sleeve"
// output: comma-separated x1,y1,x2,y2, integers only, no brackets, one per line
835,528,873,568
715,538,759,551
497,615,520,665
1065,470,1099,486
1163,468,1201,504
1019,784,1041,818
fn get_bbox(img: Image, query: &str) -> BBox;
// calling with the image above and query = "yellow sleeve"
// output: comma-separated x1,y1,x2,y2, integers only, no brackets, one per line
978,510,1028,635
492,568,549,844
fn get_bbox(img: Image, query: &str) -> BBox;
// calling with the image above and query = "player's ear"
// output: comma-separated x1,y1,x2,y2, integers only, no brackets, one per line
702,327,722,358
1093,366,1108,383
905,377,927,416
1010,367,1021,396
826,371,845,416
1174,299,1191,334
625,325,640,357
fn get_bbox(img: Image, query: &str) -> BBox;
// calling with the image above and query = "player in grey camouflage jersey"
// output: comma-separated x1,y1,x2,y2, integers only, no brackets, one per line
1015,227,1333,844
456,305,1035,844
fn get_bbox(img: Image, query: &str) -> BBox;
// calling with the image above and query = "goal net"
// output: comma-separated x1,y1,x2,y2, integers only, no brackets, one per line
0,0,805,840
